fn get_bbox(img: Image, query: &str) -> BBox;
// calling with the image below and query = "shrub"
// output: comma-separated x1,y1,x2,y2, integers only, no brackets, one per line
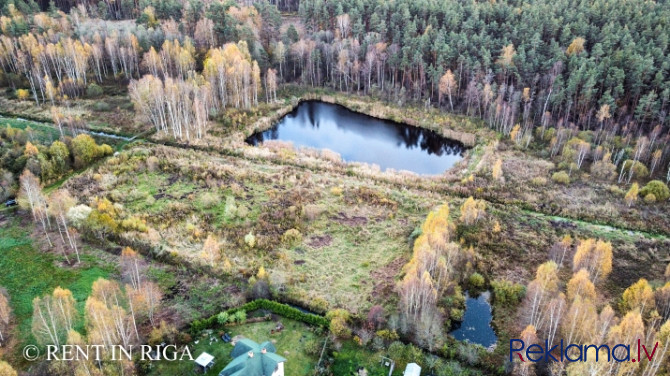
93,101,111,111
244,232,256,248
224,196,238,219
625,183,639,207
329,316,351,339
468,272,485,290
249,280,271,299
330,186,343,196
67,204,92,227
460,197,486,225
530,177,547,186
311,298,329,313
282,228,302,246
216,312,230,325
491,280,526,306
640,180,670,202
199,192,218,209
194,299,330,333
326,309,352,337
621,160,649,180
70,134,109,168
304,339,322,356
590,159,617,181
644,193,656,203
15,88,29,100
449,307,464,321
552,171,570,185
376,329,399,342
237,205,249,219
145,195,156,206
609,185,625,196
148,321,178,346
86,83,104,98
232,310,247,323
121,216,148,232
146,156,160,172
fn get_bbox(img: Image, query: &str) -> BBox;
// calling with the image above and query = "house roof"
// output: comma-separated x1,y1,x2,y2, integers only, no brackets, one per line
194,352,214,367
219,339,286,376
404,363,421,376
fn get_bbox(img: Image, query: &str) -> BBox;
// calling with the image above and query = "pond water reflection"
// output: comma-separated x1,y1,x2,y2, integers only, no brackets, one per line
450,291,497,348
245,101,466,175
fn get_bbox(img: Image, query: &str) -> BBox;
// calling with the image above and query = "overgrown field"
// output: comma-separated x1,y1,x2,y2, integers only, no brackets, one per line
62,141,670,320
64,143,440,313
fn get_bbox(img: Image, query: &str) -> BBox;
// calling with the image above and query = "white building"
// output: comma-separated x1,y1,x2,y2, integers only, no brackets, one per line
403,362,421,376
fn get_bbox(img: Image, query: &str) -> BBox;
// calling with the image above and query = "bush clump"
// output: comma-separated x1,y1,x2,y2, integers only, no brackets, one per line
244,232,256,248
199,192,219,209
640,180,670,202
282,228,302,246
530,176,547,186
491,279,526,306
86,83,104,97
468,272,485,290
192,299,330,333
621,160,649,180
552,171,570,185
644,193,657,203
93,101,111,111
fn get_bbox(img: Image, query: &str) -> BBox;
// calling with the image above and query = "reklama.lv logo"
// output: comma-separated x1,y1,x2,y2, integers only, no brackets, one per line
510,339,660,363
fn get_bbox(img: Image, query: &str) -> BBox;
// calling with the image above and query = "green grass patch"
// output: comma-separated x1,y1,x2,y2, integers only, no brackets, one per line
0,216,113,364
0,117,62,142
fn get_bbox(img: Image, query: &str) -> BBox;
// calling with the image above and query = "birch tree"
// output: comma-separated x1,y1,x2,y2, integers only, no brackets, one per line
438,69,457,111
31,287,76,347
19,170,53,248
86,278,136,348
48,189,80,263
526,261,559,329
460,197,486,226
120,247,144,290
572,238,612,284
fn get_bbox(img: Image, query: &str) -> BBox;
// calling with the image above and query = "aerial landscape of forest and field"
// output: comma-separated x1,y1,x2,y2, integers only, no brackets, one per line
0,0,670,374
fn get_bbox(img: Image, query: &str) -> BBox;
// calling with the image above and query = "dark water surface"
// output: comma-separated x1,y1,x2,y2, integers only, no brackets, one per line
450,291,497,348
245,101,466,175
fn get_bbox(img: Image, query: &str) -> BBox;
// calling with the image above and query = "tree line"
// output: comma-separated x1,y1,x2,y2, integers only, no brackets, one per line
2,0,670,175
517,235,670,375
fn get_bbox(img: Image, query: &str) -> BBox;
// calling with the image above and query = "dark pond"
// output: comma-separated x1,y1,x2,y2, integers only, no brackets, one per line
450,291,497,348
245,101,466,175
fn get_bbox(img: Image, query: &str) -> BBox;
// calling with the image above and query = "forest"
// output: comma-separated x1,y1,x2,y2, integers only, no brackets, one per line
0,0,669,375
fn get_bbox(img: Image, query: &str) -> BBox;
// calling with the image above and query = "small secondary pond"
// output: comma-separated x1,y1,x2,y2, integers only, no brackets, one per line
245,101,466,175
450,291,497,349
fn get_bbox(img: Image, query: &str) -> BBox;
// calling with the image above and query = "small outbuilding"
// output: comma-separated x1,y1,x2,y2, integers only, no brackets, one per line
403,362,421,376
194,352,215,372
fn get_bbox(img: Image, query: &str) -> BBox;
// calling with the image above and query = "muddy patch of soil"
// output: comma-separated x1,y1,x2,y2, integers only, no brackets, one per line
370,256,406,302
307,234,332,248
331,212,368,226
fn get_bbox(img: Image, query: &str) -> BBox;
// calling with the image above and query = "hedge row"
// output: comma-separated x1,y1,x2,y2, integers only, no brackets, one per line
191,299,329,333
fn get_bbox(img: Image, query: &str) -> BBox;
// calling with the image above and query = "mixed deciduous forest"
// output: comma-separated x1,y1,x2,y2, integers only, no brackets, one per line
1,0,670,375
